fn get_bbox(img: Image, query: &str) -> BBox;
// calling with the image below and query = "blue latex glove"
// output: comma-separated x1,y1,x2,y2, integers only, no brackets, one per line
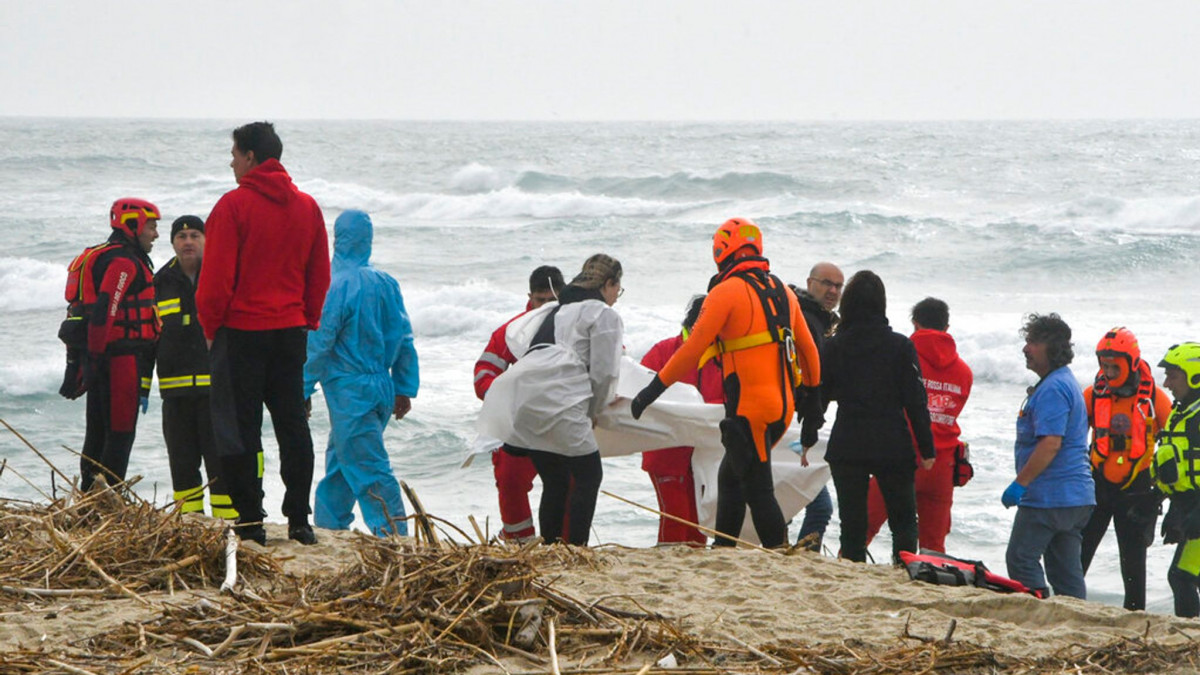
789,438,805,454
140,396,149,414
1001,481,1027,508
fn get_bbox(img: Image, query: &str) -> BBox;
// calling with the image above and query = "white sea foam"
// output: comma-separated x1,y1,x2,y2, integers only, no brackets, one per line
449,163,511,193
0,257,65,312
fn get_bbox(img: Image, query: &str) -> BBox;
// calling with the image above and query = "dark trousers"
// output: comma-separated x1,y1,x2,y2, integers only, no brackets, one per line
1080,480,1157,611
527,449,602,546
713,417,786,548
209,327,313,525
81,353,140,490
832,460,918,563
162,395,232,516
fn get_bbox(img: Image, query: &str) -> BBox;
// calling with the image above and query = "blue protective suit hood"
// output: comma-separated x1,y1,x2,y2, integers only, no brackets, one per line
303,209,420,537
333,209,373,272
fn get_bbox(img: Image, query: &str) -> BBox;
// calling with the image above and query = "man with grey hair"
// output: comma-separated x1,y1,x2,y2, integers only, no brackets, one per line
1002,312,1094,599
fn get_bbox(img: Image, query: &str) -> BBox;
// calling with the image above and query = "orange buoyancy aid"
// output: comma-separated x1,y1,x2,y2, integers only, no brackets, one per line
64,241,160,350
1090,359,1159,487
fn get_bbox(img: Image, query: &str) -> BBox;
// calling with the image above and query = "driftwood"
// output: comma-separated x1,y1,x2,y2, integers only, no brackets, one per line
2,424,1200,673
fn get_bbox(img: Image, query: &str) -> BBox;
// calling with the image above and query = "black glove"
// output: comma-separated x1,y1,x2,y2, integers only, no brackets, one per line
58,348,87,400
1163,501,1185,545
630,376,667,420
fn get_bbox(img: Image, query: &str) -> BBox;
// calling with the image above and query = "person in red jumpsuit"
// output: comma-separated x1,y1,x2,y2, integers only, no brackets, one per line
474,266,564,542
639,295,724,545
864,297,972,553
74,198,162,491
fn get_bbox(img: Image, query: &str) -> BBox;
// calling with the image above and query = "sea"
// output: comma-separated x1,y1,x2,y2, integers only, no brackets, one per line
1,118,1197,613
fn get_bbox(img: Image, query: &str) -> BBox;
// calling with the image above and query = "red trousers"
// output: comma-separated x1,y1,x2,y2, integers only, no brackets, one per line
645,461,706,547
865,451,954,552
493,448,538,540
493,447,574,541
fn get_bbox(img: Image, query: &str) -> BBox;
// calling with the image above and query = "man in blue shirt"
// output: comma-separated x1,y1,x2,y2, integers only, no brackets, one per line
1002,313,1095,599
304,210,419,537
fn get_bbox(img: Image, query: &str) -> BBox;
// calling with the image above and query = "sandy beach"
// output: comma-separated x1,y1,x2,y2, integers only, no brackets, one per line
4,510,1200,674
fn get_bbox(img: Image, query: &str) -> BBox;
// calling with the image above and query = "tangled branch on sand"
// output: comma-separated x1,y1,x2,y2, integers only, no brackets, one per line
0,436,1198,673
0,480,280,604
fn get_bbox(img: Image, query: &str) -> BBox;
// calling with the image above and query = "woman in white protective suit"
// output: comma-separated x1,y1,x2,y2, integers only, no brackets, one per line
482,254,624,545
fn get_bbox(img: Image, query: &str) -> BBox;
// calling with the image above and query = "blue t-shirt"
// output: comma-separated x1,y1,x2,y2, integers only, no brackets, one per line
1014,366,1095,508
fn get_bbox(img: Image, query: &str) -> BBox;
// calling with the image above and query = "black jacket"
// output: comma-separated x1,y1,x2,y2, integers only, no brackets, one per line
790,284,837,352
822,314,935,467
149,258,210,398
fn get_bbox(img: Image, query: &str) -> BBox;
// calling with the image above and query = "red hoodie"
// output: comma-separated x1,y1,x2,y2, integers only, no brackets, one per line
196,159,330,339
911,328,973,454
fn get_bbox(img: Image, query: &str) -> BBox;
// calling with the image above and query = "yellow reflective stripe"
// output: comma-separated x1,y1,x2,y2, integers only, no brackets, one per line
160,375,212,390
157,298,181,316
210,493,233,506
257,451,265,479
211,506,239,520
140,377,152,389
173,488,205,513
160,376,194,389
698,330,777,368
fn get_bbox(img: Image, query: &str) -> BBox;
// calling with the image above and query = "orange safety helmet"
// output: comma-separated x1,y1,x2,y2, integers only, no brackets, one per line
1095,326,1141,388
110,198,161,240
712,217,762,266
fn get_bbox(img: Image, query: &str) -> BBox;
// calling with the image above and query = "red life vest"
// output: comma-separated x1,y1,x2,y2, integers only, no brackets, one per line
898,550,1046,598
1090,359,1157,487
63,242,159,348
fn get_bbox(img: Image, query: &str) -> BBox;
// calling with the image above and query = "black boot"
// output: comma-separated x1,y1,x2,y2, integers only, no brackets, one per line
288,519,317,545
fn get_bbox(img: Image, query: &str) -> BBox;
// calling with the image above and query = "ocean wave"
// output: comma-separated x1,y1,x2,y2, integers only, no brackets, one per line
309,178,696,221
518,170,807,199
404,281,523,339
0,257,65,312
1008,194,1200,235
0,358,60,397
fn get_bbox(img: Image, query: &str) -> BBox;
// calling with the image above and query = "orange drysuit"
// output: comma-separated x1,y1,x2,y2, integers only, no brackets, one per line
658,259,820,461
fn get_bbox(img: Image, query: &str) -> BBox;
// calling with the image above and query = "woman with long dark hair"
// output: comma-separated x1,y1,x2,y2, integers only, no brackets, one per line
820,270,935,562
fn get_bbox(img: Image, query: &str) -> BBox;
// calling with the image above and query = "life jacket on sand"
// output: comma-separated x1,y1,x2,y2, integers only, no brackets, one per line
899,550,1047,599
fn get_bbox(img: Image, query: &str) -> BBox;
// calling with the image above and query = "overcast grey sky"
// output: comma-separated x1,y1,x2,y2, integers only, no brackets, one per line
4,0,1199,120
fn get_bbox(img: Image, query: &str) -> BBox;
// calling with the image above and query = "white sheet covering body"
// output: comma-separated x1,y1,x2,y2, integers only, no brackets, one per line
477,349,831,544
477,300,623,457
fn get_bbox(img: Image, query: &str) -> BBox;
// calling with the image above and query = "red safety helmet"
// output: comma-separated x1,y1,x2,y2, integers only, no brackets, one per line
712,217,762,266
110,198,161,239
1095,326,1141,387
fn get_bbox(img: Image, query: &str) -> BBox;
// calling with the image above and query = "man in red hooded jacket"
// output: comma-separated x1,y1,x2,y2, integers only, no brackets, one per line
865,297,973,552
474,266,564,542
197,121,330,546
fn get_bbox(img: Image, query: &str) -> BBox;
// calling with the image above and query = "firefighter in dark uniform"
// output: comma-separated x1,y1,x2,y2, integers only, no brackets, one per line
150,215,238,519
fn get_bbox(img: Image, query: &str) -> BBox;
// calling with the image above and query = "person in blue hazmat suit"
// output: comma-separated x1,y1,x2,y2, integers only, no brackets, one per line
303,209,419,537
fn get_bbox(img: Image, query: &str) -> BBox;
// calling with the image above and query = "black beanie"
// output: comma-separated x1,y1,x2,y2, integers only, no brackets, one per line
171,215,205,240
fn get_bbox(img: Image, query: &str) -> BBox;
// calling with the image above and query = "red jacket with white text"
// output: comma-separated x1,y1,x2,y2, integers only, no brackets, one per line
911,329,972,455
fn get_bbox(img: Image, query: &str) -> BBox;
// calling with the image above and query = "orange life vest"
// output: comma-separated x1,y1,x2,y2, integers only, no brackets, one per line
1090,359,1157,487
63,241,159,348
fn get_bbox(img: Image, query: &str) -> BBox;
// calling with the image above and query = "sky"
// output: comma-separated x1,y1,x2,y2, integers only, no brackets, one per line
3,0,1200,121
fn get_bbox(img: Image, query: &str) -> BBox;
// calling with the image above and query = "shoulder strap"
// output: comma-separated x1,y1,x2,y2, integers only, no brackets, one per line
527,305,562,354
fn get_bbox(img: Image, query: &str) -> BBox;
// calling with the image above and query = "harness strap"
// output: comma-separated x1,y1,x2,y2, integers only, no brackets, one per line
698,329,778,368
